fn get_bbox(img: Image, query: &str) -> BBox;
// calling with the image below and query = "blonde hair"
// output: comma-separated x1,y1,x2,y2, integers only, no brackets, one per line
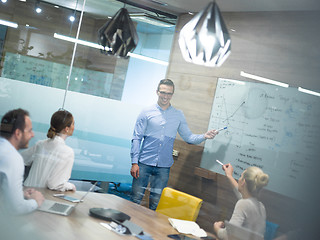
243,166,269,196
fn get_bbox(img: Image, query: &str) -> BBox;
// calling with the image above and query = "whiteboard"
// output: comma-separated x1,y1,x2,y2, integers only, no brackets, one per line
200,78,320,201
2,52,113,98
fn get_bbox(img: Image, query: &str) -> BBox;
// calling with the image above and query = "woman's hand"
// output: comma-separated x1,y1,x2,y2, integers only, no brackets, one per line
223,163,233,178
213,221,225,234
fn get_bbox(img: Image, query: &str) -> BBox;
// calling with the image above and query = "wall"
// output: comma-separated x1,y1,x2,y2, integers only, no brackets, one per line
165,11,320,237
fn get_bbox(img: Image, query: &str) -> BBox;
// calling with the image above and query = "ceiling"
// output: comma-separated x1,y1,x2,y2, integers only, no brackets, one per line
120,0,320,14
44,0,320,20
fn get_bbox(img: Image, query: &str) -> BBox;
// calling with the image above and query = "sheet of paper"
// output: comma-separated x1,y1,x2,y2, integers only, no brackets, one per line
168,218,207,237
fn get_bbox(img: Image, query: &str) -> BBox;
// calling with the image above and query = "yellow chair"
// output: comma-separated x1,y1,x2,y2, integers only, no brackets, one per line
156,187,203,221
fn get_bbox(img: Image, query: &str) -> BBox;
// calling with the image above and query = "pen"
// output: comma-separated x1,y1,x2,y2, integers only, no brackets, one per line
216,160,224,166
217,127,227,131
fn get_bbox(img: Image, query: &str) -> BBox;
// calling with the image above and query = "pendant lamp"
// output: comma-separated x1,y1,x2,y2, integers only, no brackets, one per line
98,8,139,58
179,1,231,67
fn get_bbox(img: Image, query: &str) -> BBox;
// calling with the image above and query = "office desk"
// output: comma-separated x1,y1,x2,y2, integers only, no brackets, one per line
17,189,212,240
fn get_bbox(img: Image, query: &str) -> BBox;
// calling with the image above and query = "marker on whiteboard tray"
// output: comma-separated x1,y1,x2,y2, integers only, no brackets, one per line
217,127,228,132
216,160,224,166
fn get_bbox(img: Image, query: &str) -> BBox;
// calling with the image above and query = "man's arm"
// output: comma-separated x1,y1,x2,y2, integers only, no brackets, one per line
178,111,218,144
130,136,143,179
130,112,147,179
4,154,42,214
130,138,142,165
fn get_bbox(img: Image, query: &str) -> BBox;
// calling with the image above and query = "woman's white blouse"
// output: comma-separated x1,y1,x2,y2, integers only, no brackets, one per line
22,135,75,191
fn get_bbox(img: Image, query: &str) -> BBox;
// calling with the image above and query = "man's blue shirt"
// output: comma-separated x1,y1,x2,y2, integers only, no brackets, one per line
131,104,205,167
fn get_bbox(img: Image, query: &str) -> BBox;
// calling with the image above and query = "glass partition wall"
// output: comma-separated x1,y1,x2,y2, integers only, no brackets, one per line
0,0,175,183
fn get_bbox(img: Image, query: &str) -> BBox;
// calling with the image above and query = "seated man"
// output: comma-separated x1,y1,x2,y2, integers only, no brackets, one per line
0,108,44,215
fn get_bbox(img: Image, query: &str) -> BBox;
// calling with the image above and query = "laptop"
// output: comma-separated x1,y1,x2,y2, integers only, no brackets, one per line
224,220,264,240
37,182,97,216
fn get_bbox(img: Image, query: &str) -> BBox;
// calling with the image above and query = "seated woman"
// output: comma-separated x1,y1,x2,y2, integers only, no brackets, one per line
22,110,76,191
213,163,269,239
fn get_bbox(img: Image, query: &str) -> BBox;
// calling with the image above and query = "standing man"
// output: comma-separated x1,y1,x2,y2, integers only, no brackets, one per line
130,79,218,210
0,108,44,215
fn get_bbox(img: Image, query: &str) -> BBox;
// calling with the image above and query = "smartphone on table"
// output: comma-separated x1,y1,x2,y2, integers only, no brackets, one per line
167,234,196,240
167,234,216,240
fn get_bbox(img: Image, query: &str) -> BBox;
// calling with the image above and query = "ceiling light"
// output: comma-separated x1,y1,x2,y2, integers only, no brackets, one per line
127,52,168,66
69,15,75,22
35,1,42,14
69,7,77,22
54,33,106,50
179,2,231,67
53,33,167,65
149,0,168,6
130,13,175,28
240,71,289,88
98,8,139,57
0,19,18,28
298,87,320,97
1,0,8,3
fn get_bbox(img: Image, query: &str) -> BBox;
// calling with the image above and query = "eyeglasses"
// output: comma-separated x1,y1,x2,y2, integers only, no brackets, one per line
158,91,173,96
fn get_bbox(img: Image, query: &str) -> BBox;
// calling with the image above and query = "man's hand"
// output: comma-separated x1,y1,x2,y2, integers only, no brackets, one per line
24,188,35,199
130,164,140,179
24,188,45,207
204,129,218,139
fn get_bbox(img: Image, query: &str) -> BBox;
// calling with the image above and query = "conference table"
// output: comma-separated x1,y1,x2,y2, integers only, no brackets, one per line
16,188,214,240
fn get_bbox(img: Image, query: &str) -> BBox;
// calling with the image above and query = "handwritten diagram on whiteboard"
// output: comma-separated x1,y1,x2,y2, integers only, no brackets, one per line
2,52,114,99
200,78,320,201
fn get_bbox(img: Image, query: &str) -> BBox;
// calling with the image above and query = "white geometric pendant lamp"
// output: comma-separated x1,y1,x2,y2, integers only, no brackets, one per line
179,1,231,67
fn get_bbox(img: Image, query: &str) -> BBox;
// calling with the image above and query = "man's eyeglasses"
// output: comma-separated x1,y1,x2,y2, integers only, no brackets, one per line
158,91,173,96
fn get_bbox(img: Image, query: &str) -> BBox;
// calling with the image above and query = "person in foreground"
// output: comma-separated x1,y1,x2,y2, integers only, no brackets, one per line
130,79,219,210
213,163,269,239
0,108,44,215
22,109,76,191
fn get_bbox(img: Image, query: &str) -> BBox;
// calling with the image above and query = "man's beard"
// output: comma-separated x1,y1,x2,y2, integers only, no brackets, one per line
18,138,29,150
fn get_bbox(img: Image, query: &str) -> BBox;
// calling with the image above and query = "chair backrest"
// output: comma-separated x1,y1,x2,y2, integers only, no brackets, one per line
264,221,279,240
155,187,203,221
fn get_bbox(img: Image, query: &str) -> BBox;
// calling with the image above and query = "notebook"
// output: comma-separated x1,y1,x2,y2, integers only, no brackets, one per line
224,220,264,240
37,182,97,216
